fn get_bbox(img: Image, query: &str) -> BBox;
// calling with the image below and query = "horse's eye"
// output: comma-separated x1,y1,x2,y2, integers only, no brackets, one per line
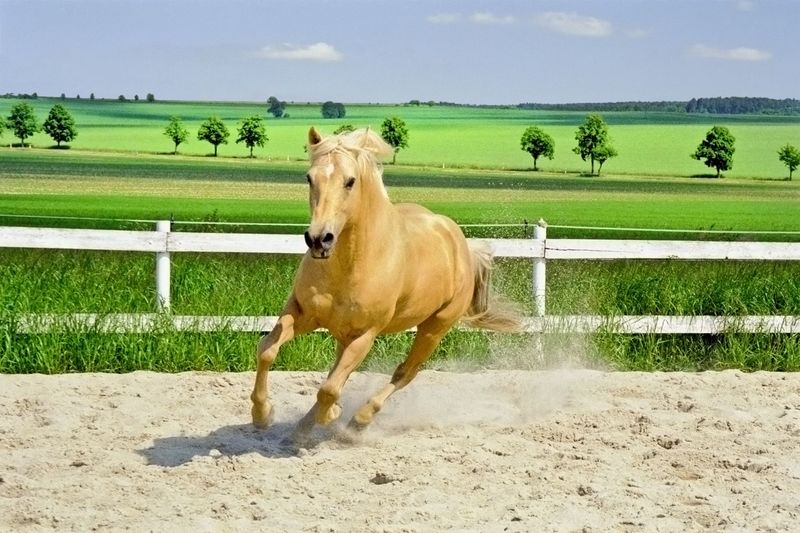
345,177,356,189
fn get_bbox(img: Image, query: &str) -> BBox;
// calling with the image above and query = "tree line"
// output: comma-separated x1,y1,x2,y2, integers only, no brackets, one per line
520,113,800,180
520,97,800,115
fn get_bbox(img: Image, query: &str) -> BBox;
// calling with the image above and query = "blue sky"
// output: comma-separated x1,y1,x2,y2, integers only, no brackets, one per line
0,0,796,104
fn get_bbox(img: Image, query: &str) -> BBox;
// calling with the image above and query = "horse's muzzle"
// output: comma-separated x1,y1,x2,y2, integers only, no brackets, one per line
304,231,336,258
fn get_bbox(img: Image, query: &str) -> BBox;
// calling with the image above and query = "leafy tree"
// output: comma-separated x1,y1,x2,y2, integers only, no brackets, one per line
573,113,610,175
197,116,230,156
146,93,155,102
7,102,40,146
692,126,735,178
594,143,618,176
42,104,78,147
118,95,126,101
333,124,355,135
163,116,189,154
236,115,268,157
267,96,286,118
321,101,346,119
380,116,409,164
520,126,555,171
90,93,95,100
778,143,800,180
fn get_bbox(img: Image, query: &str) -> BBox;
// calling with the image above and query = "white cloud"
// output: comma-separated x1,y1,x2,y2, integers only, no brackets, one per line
735,0,754,11
255,42,342,62
536,12,611,37
427,13,462,24
690,44,771,61
626,28,648,39
471,12,515,25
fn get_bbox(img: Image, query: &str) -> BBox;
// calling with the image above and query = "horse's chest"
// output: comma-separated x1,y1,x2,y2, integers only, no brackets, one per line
298,287,381,330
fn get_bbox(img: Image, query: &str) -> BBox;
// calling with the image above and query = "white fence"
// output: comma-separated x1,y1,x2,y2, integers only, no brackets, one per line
3,221,800,334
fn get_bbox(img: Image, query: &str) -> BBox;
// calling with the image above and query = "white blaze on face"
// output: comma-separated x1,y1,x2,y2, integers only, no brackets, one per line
324,163,335,179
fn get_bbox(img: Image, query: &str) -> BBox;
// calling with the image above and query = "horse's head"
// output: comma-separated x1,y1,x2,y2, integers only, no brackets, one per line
303,127,393,259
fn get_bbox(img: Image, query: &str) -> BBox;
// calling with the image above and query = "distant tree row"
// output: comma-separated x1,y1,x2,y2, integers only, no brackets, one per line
164,115,267,157
518,97,800,115
520,114,618,176
686,97,800,115
0,102,77,147
518,101,686,113
520,114,799,179
4,92,157,102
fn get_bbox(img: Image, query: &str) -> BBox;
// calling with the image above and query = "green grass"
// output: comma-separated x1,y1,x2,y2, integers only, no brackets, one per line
2,248,800,373
2,97,799,179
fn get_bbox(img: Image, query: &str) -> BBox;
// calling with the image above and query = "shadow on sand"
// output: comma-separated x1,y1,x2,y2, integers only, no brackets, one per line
137,420,356,467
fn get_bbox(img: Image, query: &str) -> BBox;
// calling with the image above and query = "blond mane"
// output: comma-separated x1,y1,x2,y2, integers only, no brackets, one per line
308,129,394,197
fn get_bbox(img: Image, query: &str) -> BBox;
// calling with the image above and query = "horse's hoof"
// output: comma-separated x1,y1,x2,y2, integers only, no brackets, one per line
251,403,274,428
347,417,369,433
315,403,342,426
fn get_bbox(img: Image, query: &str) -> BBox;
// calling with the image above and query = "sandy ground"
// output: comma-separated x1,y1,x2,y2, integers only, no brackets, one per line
1,369,799,532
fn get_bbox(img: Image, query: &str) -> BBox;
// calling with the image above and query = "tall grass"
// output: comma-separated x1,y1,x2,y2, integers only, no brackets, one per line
2,249,799,373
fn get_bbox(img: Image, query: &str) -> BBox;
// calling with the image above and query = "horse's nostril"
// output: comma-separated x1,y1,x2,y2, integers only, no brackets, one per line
322,232,335,244
304,231,313,249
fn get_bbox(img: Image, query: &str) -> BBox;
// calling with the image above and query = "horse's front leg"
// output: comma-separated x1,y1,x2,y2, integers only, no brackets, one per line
251,298,309,428
303,331,376,428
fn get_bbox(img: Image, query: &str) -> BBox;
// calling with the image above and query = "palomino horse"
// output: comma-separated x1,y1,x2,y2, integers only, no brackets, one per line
251,127,519,433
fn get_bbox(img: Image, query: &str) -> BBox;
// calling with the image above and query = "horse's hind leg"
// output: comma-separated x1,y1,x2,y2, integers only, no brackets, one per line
251,298,309,428
350,319,451,429
303,331,376,427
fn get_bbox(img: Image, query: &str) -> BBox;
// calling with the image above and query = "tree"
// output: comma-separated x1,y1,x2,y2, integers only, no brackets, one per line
236,115,268,157
163,116,189,154
692,126,735,178
321,101,346,119
380,116,409,164
594,143,618,176
778,143,800,180
333,124,355,135
42,104,78,147
146,93,155,102
520,126,555,171
573,113,610,175
7,102,40,146
267,96,286,118
197,116,229,156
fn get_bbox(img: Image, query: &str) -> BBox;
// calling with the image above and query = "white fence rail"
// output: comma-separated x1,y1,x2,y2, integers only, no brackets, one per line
3,221,800,334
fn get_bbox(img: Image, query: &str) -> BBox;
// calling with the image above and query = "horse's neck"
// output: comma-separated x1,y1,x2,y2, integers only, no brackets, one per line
333,184,394,273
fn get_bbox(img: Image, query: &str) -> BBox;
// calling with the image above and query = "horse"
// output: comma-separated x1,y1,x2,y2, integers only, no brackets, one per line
250,127,520,434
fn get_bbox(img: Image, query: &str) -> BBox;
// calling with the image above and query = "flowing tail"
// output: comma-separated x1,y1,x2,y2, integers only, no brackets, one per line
461,240,523,332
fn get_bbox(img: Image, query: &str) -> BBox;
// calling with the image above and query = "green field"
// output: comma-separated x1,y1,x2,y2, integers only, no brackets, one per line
2,150,799,240
2,97,799,179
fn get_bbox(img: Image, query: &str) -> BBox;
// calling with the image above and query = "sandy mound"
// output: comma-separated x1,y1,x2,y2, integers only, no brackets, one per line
1,369,799,531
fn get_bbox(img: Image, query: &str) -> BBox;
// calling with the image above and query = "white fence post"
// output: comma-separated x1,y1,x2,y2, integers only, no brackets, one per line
533,219,547,317
156,220,171,311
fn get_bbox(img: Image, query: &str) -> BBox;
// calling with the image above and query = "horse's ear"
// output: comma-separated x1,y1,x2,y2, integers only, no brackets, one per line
308,127,322,146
